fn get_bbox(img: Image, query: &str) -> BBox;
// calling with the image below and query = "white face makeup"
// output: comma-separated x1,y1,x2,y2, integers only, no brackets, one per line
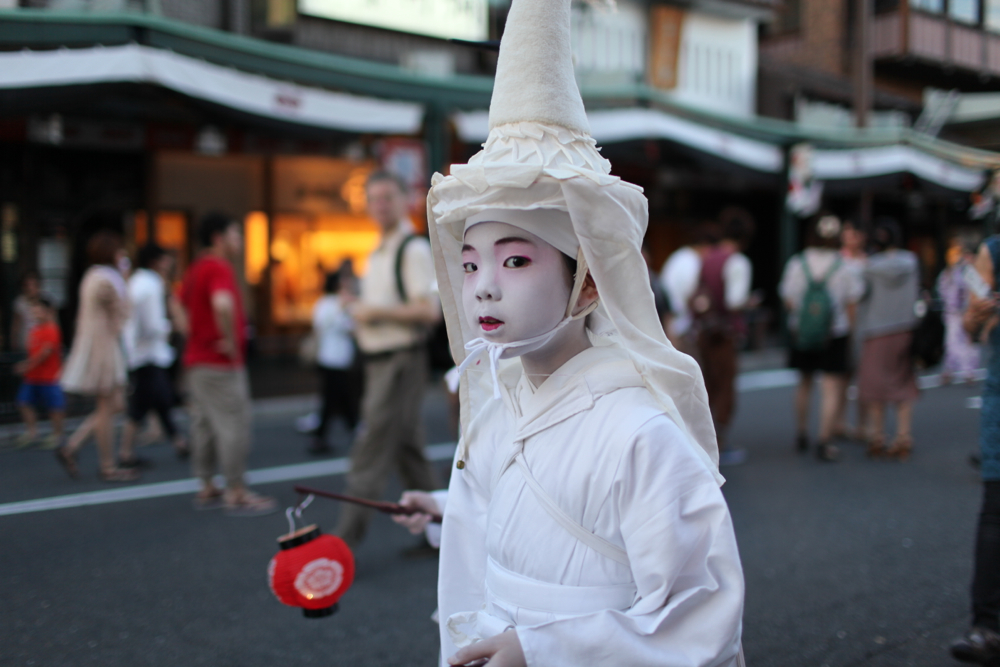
461,221,573,345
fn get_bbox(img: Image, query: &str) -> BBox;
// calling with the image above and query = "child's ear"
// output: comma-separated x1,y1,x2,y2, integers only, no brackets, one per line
572,272,598,316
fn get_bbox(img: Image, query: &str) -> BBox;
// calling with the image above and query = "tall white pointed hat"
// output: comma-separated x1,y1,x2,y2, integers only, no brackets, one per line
427,0,723,483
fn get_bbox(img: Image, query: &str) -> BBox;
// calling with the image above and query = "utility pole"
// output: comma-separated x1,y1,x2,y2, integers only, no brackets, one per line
853,0,873,129
853,0,874,226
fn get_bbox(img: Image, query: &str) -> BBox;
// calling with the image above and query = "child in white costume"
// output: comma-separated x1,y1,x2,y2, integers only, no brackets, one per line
396,0,745,665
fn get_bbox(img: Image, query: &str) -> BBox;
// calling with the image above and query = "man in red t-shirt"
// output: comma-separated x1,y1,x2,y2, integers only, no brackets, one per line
14,296,65,449
181,213,275,516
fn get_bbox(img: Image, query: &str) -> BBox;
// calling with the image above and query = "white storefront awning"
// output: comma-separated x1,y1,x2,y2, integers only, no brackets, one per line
0,43,424,135
454,107,785,174
811,145,986,192
455,107,989,191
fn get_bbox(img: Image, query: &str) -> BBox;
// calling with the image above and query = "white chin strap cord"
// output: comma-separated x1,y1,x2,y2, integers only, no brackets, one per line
456,249,598,400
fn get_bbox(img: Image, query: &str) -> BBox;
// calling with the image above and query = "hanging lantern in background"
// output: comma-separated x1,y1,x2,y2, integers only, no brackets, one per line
268,524,354,618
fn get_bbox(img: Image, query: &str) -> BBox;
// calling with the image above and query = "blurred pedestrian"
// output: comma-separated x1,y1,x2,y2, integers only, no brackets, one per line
938,236,980,384
857,218,920,460
11,270,41,352
182,213,275,516
660,223,719,355
689,208,754,465
642,246,671,333
949,236,1000,665
119,244,189,467
833,219,868,439
336,171,441,547
14,295,65,449
309,270,361,455
780,213,864,462
55,227,136,482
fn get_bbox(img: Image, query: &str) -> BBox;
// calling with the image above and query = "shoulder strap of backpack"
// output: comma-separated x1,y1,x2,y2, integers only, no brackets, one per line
799,254,815,286
820,257,842,284
394,234,418,303
800,254,840,287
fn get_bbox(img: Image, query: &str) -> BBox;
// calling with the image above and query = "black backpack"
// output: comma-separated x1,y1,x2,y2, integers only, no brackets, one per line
395,235,454,372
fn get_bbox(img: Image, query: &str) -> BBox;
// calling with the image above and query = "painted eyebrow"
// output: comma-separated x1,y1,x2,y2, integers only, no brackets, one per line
494,236,534,248
461,236,533,252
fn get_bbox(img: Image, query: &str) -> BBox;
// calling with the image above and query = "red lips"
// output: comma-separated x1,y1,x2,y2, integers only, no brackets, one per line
479,316,502,332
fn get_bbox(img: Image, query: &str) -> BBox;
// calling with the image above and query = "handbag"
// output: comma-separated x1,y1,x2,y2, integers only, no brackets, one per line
910,294,945,369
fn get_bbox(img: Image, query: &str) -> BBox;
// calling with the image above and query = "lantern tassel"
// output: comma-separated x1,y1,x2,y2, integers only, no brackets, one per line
293,485,442,523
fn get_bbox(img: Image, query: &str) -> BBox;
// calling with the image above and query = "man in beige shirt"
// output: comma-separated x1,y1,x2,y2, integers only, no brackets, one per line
337,171,441,546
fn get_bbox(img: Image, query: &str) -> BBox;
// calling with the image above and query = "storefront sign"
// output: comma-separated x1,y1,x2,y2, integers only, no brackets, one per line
299,0,488,41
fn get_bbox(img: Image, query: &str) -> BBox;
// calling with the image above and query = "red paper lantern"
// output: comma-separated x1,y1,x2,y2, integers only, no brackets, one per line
268,525,354,618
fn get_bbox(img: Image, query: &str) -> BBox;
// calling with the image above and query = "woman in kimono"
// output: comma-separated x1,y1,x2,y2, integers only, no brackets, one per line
393,1,745,665
937,236,980,384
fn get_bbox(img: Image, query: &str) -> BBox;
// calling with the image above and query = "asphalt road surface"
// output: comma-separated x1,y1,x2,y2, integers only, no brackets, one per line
0,374,987,667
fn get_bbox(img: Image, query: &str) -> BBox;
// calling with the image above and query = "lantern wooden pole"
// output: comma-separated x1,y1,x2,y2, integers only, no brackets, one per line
293,485,443,523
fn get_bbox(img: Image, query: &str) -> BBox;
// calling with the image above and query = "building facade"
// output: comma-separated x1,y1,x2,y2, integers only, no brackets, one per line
2,0,997,356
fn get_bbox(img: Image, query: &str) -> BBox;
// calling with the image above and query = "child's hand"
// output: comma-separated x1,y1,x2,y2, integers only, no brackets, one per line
448,630,526,667
392,491,439,535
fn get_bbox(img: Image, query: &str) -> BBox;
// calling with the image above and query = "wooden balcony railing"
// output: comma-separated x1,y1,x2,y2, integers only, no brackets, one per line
873,7,1000,76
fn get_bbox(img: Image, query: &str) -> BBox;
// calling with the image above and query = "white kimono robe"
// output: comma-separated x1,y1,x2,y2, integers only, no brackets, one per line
435,345,745,667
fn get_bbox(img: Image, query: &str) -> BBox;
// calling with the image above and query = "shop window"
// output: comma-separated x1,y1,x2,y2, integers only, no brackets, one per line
987,0,1000,30
910,0,943,13
268,213,380,325
267,156,386,325
132,209,190,279
949,0,980,22
245,211,269,286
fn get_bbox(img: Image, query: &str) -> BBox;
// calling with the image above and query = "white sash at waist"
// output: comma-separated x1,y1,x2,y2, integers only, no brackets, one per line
486,556,636,615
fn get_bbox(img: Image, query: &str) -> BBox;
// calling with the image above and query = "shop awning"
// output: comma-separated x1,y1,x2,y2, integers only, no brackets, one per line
0,43,424,135
454,108,785,174
455,106,990,191
810,145,985,192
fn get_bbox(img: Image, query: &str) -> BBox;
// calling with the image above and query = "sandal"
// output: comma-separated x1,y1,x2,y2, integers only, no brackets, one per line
173,437,190,460
886,435,913,462
866,435,886,460
54,446,79,479
816,442,840,462
98,467,141,483
224,491,278,517
119,456,153,470
192,489,225,511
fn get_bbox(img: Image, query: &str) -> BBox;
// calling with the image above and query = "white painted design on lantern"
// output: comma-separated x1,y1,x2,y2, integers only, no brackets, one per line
294,558,344,600
267,557,278,596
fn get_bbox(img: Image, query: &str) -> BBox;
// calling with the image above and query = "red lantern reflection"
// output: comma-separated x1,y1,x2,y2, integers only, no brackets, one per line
268,525,354,618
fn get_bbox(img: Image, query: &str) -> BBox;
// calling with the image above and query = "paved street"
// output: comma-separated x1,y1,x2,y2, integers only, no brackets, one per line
0,373,987,667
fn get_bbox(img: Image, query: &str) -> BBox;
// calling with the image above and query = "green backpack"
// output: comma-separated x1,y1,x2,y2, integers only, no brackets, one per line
795,255,841,352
